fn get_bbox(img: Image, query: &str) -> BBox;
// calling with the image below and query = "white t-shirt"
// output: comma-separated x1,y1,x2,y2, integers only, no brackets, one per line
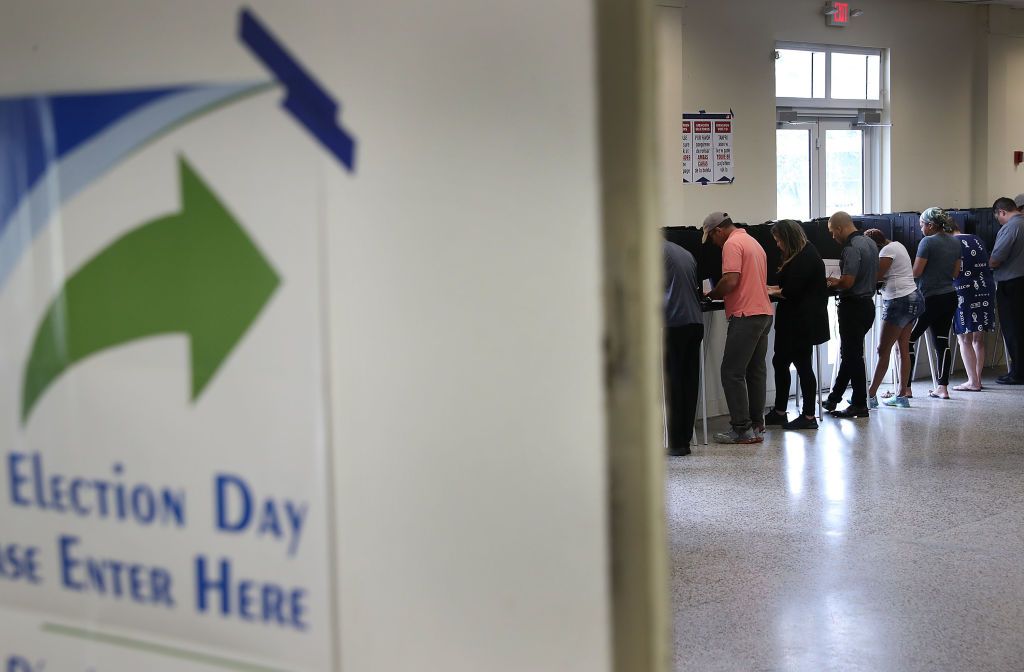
879,241,917,300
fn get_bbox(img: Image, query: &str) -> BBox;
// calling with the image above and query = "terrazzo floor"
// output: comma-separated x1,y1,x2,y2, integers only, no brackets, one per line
667,369,1024,672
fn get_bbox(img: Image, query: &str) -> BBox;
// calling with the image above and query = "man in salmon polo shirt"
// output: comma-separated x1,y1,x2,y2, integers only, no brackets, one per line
702,212,773,444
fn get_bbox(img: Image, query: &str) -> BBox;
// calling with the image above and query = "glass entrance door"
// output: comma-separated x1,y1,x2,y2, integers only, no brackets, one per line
775,119,867,395
820,121,864,217
776,128,812,221
776,119,865,220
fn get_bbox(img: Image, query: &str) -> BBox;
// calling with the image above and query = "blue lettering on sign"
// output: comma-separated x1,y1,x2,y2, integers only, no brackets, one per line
0,542,42,584
195,555,308,630
58,535,175,607
6,452,186,527
5,656,36,672
215,473,307,556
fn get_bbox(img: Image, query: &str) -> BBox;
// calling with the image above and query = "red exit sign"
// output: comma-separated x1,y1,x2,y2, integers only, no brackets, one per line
826,1,849,26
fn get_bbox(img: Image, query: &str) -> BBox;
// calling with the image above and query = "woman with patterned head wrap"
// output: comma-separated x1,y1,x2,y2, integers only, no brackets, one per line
907,207,962,399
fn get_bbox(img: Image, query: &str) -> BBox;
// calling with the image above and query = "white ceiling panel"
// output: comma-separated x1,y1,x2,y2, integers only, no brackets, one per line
939,0,1024,8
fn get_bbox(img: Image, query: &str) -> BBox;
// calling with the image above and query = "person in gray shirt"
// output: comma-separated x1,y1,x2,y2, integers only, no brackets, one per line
907,208,962,399
823,211,878,417
663,240,704,455
990,197,1024,383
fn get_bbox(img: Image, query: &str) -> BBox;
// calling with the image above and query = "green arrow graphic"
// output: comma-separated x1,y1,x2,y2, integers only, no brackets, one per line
21,157,280,423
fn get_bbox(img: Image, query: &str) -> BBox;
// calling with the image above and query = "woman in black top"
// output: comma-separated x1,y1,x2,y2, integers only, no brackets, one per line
764,220,830,430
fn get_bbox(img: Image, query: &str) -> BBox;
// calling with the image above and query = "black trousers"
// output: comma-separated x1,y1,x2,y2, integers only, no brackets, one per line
773,340,817,418
909,292,957,386
829,297,875,407
997,276,1024,379
665,323,704,453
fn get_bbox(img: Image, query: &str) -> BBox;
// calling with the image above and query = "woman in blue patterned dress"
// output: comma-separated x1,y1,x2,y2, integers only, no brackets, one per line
951,221,996,391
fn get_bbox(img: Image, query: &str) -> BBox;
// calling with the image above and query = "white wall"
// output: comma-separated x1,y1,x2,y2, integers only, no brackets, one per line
657,5,687,232
324,2,614,670
981,6,1024,202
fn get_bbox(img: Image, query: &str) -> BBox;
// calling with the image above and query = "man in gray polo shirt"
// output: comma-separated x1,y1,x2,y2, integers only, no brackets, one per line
990,197,1024,384
824,211,878,417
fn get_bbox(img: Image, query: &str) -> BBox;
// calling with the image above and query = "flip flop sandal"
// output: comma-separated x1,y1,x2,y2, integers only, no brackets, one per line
951,384,980,392
928,390,950,399
880,390,896,399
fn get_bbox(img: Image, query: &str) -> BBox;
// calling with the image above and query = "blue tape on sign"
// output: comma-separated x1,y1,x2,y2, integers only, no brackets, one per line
239,8,357,172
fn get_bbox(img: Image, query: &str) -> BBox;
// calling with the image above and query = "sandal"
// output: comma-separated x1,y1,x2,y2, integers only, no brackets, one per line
880,390,896,399
928,390,951,399
951,384,981,392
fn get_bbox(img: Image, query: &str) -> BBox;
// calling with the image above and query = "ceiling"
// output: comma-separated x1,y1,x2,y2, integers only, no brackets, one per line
939,0,1024,7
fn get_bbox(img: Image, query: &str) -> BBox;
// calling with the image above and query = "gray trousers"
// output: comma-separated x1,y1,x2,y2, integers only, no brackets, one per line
721,314,773,431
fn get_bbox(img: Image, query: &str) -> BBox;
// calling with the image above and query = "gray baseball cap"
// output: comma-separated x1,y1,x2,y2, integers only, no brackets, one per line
701,212,732,243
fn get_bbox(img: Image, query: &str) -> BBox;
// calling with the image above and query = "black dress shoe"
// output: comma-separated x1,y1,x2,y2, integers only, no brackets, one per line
764,408,789,425
668,445,692,456
821,398,839,412
830,405,870,418
996,375,1024,385
783,414,819,430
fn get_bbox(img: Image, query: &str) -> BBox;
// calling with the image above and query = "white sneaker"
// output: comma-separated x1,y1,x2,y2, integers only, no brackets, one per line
713,428,763,444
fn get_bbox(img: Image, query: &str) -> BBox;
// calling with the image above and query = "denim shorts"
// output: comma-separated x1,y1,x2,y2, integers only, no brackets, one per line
882,291,925,327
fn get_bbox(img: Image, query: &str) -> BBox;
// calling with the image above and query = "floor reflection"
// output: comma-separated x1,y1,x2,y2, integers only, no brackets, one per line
783,434,806,498
669,370,1024,671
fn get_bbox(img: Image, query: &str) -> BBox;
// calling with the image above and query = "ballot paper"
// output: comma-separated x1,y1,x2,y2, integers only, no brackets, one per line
824,259,842,279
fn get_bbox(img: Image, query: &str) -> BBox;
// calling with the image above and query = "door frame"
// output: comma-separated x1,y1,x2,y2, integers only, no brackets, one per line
778,116,873,219
596,0,670,671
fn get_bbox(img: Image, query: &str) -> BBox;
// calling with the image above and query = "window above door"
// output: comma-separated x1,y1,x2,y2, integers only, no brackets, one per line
775,42,883,110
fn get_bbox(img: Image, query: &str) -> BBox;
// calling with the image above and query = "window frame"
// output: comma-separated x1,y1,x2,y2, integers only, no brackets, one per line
775,41,884,110
776,118,873,220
